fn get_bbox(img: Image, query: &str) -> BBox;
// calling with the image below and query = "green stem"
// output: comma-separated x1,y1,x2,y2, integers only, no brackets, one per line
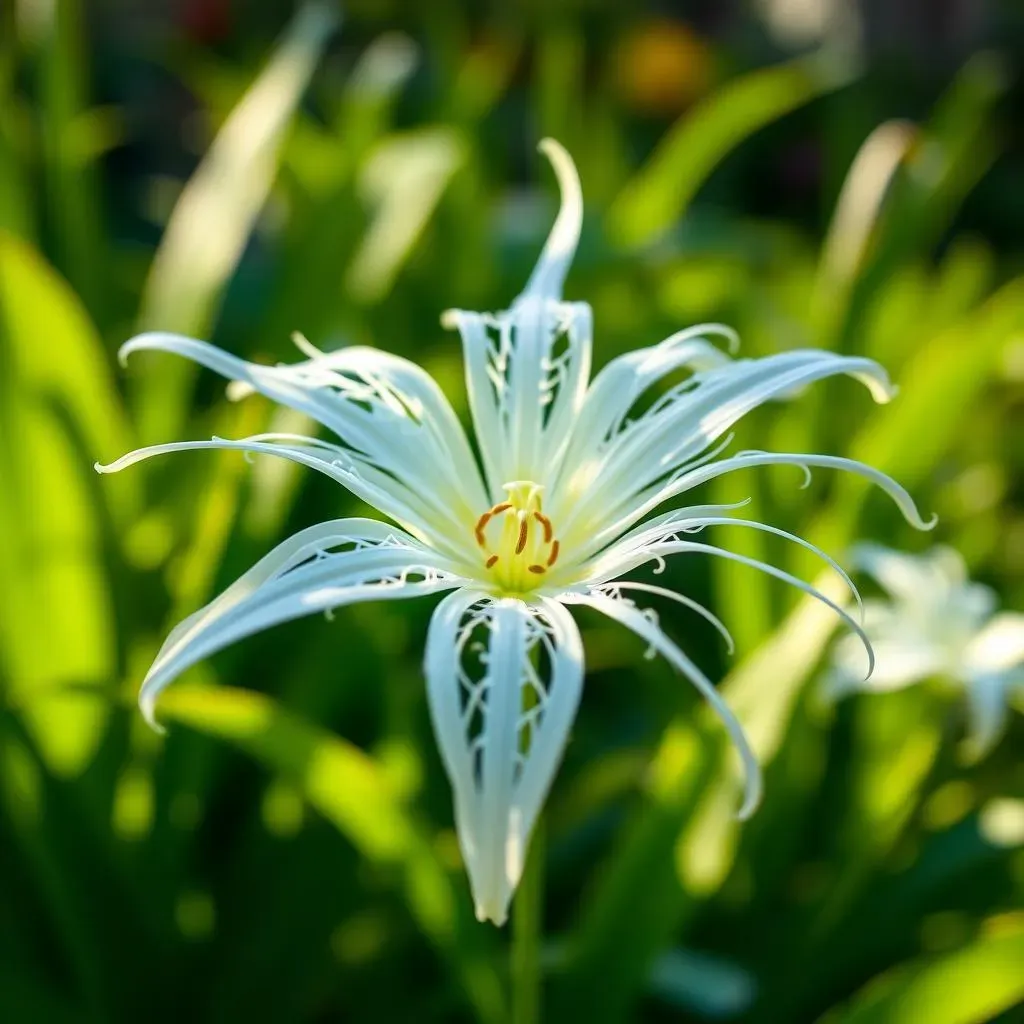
511,818,545,1024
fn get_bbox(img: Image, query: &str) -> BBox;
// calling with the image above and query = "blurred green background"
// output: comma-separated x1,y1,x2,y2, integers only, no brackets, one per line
1,0,1023,1021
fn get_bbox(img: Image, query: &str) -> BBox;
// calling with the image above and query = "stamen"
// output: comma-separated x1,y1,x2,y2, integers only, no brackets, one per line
515,519,528,554
474,515,491,547
474,502,513,546
533,511,553,542
470,482,561,591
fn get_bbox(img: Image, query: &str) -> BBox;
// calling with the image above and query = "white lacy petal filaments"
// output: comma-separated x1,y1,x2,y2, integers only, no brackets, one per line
827,545,1024,758
98,138,934,925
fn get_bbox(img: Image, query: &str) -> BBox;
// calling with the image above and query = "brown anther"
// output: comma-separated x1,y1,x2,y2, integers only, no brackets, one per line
515,519,528,554
528,565,546,574
475,502,513,546
547,540,560,567
485,554,499,569
533,511,553,543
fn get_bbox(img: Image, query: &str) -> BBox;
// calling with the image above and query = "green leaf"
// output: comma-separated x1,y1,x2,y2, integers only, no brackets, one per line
607,54,852,249
0,60,34,241
553,570,861,1020
0,232,132,775
32,0,108,315
134,2,338,441
158,683,506,1024
824,915,1024,1024
345,127,465,304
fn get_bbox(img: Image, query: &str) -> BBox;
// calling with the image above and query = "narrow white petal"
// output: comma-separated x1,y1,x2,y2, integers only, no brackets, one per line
587,450,935,550
424,591,583,925
964,613,1024,676
96,434,469,558
137,521,461,729
441,142,591,491
963,672,1013,759
591,582,735,653
588,538,876,679
592,515,863,618
521,138,583,301
550,326,736,515
117,332,488,518
567,590,761,819
849,543,965,601
559,349,915,538
826,632,944,699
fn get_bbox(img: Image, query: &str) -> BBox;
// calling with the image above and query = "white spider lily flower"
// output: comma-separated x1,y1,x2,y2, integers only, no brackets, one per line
97,139,933,925
827,544,1024,757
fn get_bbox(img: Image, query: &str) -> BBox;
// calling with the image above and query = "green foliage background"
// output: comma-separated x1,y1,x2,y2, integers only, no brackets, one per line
1,1,1022,1021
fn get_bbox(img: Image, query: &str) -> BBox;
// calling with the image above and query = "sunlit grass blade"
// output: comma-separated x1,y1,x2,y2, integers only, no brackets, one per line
607,53,853,249
812,120,917,345
823,913,1024,1024
345,128,465,304
856,54,1007,305
0,233,133,776
134,2,337,442
808,276,1024,560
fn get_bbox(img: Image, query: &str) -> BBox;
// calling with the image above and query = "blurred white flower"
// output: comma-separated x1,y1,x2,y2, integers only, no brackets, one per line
827,544,1024,757
98,140,931,925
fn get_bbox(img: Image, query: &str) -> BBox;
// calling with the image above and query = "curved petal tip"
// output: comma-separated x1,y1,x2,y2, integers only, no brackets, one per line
736,765,764,822
522,139,583,300
117,333,163,367
140,701,167,736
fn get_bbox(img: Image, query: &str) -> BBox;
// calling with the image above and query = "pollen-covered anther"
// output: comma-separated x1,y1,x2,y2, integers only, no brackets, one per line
474,503,511,547
547,540,560,567
534,511,553,543
515,518,529,554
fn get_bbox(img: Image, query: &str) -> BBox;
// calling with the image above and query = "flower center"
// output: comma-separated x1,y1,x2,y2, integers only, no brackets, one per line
473,481,561,593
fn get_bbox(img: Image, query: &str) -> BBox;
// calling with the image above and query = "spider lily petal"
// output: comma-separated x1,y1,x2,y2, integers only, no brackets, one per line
962,613,1024,756
99,139,937,925
425,590,583,924
963,674,1013,758
115,332,488,546
135,519,462,729
599,513,865,615
965,613,1024,675
554,324,737,497
849,542,960,597
828,624,945,698
442,139,591,492
551,346,899,534
578,451,935,556
566,589,762,819
97,434,473,558
588,537,876,678
827,547,1023,756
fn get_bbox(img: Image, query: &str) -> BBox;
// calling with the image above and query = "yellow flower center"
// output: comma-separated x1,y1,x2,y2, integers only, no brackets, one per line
474,481,561,593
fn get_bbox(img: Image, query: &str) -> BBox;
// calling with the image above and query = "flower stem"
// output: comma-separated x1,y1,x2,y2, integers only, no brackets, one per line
511,818,545,1024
